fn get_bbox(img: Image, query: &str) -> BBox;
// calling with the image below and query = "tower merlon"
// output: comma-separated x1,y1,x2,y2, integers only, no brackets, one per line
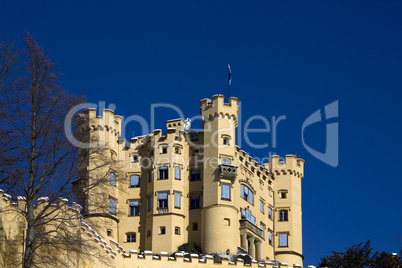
75,108,123,138
166,118,185,132
267,155,304,178
200,95,239,120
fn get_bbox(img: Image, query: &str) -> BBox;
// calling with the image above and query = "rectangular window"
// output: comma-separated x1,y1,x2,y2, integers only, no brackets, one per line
159,167,168,180
175,166,181,180
174,192,181,208
269,231,273,244
147,195,152,211
132,155,139,163
158,193,168,208
260,200,264,213
110,173,116,186
221,184,230,200
192,222,198,231
126,233,136,242
130,175,140,188
160,227,166,235
109,198,116,214
279,233,288,247
129,201,139,216
268,207,273,219
279,210,288,222
161,147,167,154
149,170,153,182
250,215,256,224
175,227,180,235
260,224,265,238
241,208,256,224
191,169,201,181
190,194,200,209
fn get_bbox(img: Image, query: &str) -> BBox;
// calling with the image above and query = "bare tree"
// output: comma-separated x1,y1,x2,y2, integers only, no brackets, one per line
0,33,120,268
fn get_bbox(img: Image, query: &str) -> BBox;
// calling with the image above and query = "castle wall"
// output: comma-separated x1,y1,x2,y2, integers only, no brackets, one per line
71,95,305,267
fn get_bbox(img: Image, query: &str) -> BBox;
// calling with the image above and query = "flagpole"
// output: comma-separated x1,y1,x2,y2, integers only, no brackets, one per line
228,60,231,98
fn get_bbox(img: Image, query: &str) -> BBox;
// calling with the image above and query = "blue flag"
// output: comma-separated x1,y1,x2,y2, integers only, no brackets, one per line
228,61,232,86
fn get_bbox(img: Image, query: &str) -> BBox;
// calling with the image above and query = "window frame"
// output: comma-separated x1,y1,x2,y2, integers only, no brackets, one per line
174,227,180,235
190,169,201,181
129,201,140,216
175,166,181,180
222,157,231,165
148,169,153,182
126,233,136,242
241,208,256,224
174,191,181,209
129,174,140,188
268,230,273,245
279,233,289,247
158,192,168,209
110,172,116,186
160,226,166,235
221,183,231,200
190,194,200,209
158,166,169,180
240,184,254,205
279,210,289,222
109,197,116,215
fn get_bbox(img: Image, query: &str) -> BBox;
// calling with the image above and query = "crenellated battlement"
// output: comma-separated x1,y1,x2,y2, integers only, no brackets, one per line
234,146,271,179
68,96,306,268
75,108,123,138
0,190,84,217
0,189,300,267
200,95,239,126
267,155,304,178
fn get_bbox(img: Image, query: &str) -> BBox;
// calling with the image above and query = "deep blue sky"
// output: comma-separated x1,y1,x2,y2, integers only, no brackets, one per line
1,0,402,265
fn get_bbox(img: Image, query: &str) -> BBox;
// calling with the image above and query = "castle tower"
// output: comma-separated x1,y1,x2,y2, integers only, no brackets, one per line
266,155,304,266
200,95,240,254
73,108,123,240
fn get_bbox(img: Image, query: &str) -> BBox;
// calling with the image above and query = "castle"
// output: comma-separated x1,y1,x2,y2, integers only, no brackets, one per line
72,95,305,267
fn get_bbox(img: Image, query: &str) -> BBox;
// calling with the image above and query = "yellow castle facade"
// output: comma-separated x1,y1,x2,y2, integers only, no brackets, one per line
72,95,305,267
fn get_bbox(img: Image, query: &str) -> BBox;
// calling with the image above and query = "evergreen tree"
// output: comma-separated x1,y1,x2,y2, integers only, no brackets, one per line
318,240,402,268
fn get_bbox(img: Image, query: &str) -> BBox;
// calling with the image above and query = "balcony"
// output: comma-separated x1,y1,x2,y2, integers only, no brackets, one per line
157,208,168,214
218,164,238,183
239,219,264,239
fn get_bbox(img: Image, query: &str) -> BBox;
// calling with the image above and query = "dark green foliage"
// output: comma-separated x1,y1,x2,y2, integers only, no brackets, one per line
372,251,402,268
318,240,402,268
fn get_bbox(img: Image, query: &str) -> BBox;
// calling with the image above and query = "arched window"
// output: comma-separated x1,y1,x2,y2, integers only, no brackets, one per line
222,157,231,165
240,184,253,204
110,172,116,186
